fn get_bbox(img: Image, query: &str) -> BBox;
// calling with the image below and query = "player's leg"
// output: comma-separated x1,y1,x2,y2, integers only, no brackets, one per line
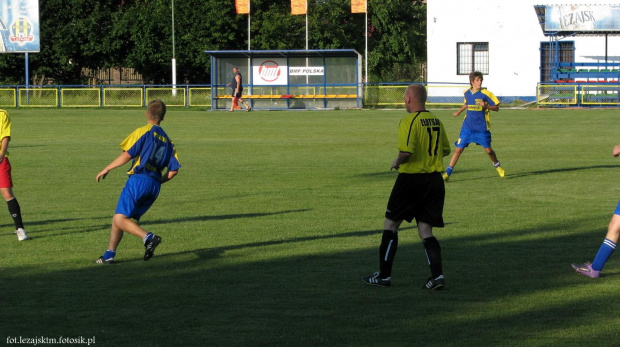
0,159,27,241
482,131,504,177
380,218,402,276
418,174,445,290
572,205,620,277
364,177,408,287
229,95,235,112
95,222,124,264
419,222,444,290
590,214,619,270
239,97,251,111
443,147,463,181
362,218,401,287
444,128,472,181
484,147,504,177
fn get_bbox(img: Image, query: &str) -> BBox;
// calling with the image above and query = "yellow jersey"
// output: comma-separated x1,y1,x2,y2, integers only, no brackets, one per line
397,111,451,174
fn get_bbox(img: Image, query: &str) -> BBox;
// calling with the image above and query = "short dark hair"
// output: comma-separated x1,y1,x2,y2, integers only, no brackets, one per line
147,99,166,121
469,71,483,84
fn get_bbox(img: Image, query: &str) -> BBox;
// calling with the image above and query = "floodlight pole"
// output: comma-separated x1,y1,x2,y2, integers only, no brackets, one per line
171,0,177,96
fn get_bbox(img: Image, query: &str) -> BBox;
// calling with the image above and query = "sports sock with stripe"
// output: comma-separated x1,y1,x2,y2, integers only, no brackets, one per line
423,236,443,278
379,230,398,278
446,166,453,176
143,232,154,244
591,238,616,271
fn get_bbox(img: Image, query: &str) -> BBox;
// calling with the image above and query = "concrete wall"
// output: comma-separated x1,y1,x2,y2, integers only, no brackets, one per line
426,0,620,100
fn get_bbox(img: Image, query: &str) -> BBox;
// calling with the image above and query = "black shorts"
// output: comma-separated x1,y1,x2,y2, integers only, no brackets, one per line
385,172,445,227
232,87,243,98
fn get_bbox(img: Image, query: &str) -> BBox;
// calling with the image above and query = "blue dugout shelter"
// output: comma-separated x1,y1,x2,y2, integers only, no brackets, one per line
205,49,362,111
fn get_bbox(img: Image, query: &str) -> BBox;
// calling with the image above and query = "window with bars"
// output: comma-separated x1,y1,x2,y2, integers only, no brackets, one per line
457,42,489,75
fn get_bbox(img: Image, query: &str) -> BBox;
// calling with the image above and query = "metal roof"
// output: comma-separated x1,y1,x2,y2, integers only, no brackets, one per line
204,49,361,58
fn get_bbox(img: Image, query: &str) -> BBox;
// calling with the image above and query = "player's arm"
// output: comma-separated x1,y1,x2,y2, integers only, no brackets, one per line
235,75,241,93
453,104,466,117
96,151,132,182
482,91,500,112
483,101,500,112
440,125,451,157
391,152,411,170
161,170,178,184
613,144,620,157
0,136,9,162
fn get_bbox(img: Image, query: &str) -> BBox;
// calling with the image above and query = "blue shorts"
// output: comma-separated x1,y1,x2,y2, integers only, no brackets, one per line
455,128,492,148
614,201,620,215
115,175,161,221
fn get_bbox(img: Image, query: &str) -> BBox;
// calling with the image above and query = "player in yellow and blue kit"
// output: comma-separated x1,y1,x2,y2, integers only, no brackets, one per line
363,84,451,290
443,71,504,181
94,100,181,264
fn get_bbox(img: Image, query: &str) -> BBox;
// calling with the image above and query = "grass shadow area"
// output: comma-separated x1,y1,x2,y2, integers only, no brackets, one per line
2,216,619,346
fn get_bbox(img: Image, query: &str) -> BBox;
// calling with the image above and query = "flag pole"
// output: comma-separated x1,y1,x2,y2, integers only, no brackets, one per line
365,10,368,83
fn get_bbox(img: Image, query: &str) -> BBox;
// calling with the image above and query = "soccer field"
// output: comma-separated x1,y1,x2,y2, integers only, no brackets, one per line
2,107,619,346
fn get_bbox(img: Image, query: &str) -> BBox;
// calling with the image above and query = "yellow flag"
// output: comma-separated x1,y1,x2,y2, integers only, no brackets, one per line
351,0,366,13
236,0,250,14
291,0,307,15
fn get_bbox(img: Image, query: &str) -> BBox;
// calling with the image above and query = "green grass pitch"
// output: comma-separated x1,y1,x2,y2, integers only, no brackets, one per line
2,107,619,346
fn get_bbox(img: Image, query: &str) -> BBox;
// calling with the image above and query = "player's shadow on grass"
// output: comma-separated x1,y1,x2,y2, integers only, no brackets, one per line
506,164,620,179
145,209,312,225
0,216,111,239
113,225,416,264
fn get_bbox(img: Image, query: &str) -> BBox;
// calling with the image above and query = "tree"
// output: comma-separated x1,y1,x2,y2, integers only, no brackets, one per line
0,0,427,85
367,0,426,82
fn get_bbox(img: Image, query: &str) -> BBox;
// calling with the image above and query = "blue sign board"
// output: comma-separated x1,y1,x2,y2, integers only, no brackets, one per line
545,5,620,32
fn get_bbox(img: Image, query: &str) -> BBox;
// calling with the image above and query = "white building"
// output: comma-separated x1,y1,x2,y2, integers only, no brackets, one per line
426,1,620,101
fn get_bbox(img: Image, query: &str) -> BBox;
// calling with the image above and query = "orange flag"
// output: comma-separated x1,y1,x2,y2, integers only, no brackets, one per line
291,0,307,15
236,0,250,14
351,0,366,13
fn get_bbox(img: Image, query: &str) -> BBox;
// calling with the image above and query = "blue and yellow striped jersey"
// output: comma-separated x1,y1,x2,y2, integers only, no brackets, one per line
120,124,181,181
462,88,500,132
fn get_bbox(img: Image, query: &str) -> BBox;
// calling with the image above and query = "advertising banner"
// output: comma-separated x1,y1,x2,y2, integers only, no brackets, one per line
252,58,288,85
289,66,324,76
0,0,40,53
545,5,620,32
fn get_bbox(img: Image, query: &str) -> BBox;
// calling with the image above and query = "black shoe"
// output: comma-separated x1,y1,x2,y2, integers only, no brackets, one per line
362,272,391,287
144,235,162,261
93,256,114,265
422,275,445,290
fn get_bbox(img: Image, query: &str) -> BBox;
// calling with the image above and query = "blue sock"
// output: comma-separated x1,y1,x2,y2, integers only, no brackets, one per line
103,250,116,260
591,238,616,271
494,161,501,168
143,232,153,244
446,166,453,176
